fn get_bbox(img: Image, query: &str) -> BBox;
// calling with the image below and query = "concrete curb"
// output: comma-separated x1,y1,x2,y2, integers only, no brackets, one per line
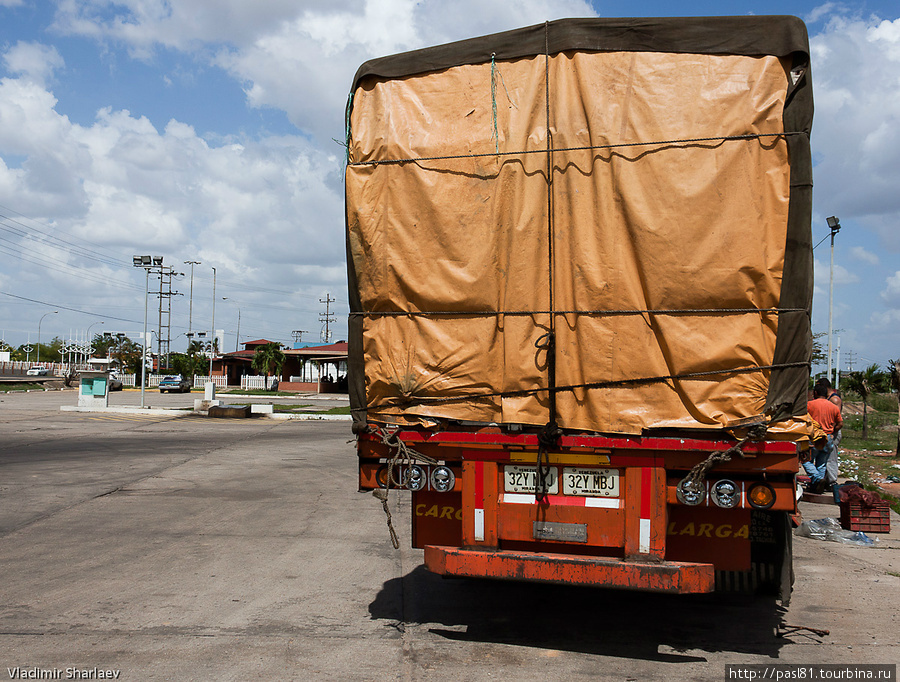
59,405,352,421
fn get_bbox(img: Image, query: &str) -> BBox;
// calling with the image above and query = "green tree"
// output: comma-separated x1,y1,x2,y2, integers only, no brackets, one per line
843,363,886,440
170,341,207,378
251,342,285,391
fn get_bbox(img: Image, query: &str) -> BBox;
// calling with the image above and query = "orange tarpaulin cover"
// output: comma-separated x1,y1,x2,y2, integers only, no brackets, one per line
346,18,813,437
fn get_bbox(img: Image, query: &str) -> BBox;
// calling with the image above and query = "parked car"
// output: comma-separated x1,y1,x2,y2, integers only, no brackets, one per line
26,366,49,376
108,373,124,391
159,375,192,393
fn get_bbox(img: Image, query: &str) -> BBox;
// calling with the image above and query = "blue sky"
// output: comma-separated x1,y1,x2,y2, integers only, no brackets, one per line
0,1,898,381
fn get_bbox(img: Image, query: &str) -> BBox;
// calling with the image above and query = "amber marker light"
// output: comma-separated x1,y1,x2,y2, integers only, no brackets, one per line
748,483,776,509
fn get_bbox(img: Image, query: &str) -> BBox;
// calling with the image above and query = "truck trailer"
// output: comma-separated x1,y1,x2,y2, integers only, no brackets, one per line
345,16,814,601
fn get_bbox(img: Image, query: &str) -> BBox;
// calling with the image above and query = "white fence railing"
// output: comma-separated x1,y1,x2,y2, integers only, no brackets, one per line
194,375,227,388
0,361,92,375
241,375,269,390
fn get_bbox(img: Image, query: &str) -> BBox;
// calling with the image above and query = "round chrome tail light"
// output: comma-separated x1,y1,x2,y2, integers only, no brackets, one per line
430,466,455,493
711,479,739,508
406,464,427,491
676,478,706,506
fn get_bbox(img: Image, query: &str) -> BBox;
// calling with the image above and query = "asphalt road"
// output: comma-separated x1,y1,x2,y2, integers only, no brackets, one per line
1,390,899,680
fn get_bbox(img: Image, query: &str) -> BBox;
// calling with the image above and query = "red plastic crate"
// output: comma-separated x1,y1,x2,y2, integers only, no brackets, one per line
840,502,891,533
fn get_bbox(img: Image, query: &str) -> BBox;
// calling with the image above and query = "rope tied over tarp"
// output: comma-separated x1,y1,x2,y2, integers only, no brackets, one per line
347,131,807,167
368,425,439,549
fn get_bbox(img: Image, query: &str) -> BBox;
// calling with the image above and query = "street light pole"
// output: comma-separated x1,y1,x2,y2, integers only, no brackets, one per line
209,267,216,378
184,260,201,346
86,321,104,362
37,311,58,365
826,216,841,387
222,297,241,352
134,255,162,408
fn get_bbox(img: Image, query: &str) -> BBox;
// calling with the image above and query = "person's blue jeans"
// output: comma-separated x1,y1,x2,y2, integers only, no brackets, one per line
802,435,833,485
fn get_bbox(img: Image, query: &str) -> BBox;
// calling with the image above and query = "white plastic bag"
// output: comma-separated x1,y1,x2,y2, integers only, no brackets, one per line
795,518,877,547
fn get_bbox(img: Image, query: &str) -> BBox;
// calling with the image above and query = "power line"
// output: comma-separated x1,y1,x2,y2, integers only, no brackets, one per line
0,290,142,325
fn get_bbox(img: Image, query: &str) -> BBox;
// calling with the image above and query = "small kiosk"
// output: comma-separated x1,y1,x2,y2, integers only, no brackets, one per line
78,371,110,408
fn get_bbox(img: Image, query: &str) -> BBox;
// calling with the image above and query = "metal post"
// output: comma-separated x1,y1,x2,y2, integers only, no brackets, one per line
37,311,58,365
134,255,162,408
141,267,149,409
209,267,216,378
835,337,841,391
826,216,841,386
184,260,200,344
222,297,241,352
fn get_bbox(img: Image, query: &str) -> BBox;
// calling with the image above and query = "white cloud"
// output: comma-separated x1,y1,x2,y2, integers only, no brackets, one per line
52,0,594,142
849,245,879,265
0,70,344,309
810,14,900,249
881,271,900,306
813,257,859,289
2,42,65,86
806,3,844,25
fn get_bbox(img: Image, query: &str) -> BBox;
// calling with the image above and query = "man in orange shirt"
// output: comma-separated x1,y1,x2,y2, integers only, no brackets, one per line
804,383,843,493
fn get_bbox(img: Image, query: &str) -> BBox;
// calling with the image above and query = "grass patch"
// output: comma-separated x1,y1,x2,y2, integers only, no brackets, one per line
290,405,351,415
219,388,298,397
274,404,311,413
1,382,45,391
837,403,900,514
841,410,897,452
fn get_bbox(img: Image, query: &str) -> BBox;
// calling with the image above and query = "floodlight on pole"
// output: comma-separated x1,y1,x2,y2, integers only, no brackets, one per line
826,216,841,387
134,255,162,408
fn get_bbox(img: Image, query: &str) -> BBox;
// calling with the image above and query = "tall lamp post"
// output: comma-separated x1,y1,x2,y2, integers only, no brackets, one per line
184,260,201,345
37,311,58,364
86,321,104,364
133,255,163,408
826,216,841,387
222,297,241,352
209,267,216,378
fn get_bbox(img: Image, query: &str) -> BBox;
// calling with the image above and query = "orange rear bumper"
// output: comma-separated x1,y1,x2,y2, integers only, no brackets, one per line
424,545,715,594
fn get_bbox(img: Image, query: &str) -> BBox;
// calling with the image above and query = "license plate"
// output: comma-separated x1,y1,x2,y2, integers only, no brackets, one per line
562,467,619,497
504,465,558,494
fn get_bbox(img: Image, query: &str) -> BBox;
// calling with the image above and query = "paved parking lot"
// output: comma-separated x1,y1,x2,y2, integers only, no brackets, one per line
1,390,899,680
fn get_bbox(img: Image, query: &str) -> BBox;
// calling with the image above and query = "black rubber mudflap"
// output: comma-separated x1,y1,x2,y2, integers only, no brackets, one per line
715,511,792,603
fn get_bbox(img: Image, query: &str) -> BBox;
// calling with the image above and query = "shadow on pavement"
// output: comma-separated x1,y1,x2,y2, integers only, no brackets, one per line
370,565,787,662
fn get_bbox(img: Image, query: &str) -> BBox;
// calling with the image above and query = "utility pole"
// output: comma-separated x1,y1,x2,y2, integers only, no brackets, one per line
319,294,335,344
156,266,182,371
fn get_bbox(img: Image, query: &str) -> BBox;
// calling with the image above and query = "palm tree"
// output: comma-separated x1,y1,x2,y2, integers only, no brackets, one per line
251,342,285,390
843,363,884,440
